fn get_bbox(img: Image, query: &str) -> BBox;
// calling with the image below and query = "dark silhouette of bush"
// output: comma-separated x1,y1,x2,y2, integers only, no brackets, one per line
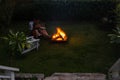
12,0,116,22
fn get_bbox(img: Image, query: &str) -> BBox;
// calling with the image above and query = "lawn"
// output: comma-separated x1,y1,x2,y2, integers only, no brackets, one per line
0,21,119,76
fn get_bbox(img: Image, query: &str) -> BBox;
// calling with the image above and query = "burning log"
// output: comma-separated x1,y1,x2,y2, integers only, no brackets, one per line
51,27,68,42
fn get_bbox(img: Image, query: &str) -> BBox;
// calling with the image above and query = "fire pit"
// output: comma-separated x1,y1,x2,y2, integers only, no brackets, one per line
51,27,68,42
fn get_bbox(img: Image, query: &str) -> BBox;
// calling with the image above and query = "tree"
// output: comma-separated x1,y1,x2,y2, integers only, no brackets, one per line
0,0,32,29
0,0,16,28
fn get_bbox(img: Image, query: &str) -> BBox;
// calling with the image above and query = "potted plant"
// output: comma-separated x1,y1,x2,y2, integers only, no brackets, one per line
2,30,29,57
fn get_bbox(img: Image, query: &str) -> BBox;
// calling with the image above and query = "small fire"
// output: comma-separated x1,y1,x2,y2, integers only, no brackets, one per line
52,27,68,42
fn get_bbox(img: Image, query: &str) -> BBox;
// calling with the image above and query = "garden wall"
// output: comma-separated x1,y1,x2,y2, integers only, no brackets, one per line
15,73,106,80
44,73,106,80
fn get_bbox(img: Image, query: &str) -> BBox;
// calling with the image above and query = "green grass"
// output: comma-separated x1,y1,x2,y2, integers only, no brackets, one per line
0,21,119,76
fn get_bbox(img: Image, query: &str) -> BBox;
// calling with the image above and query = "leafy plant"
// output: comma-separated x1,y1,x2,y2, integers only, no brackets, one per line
108,26,120,43
108,3,120,43
2,30,29,56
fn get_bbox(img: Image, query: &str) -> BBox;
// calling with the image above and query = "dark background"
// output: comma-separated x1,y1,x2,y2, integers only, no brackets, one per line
13,0,116,22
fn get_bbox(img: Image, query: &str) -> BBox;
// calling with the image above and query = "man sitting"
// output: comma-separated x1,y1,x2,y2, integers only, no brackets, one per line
32,19,50,39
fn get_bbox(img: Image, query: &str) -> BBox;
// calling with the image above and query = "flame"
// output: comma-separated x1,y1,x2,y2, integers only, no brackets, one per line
52,27,68,41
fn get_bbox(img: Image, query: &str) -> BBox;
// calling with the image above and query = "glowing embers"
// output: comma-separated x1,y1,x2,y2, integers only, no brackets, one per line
51,27,68,42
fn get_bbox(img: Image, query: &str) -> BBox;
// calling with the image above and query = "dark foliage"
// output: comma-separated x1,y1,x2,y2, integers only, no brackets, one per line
13,1,116,22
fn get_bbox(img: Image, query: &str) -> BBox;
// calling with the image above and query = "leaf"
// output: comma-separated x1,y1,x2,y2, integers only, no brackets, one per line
1,37,8,40
9,30,15,36
21,43,25,49
18,43,22,53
